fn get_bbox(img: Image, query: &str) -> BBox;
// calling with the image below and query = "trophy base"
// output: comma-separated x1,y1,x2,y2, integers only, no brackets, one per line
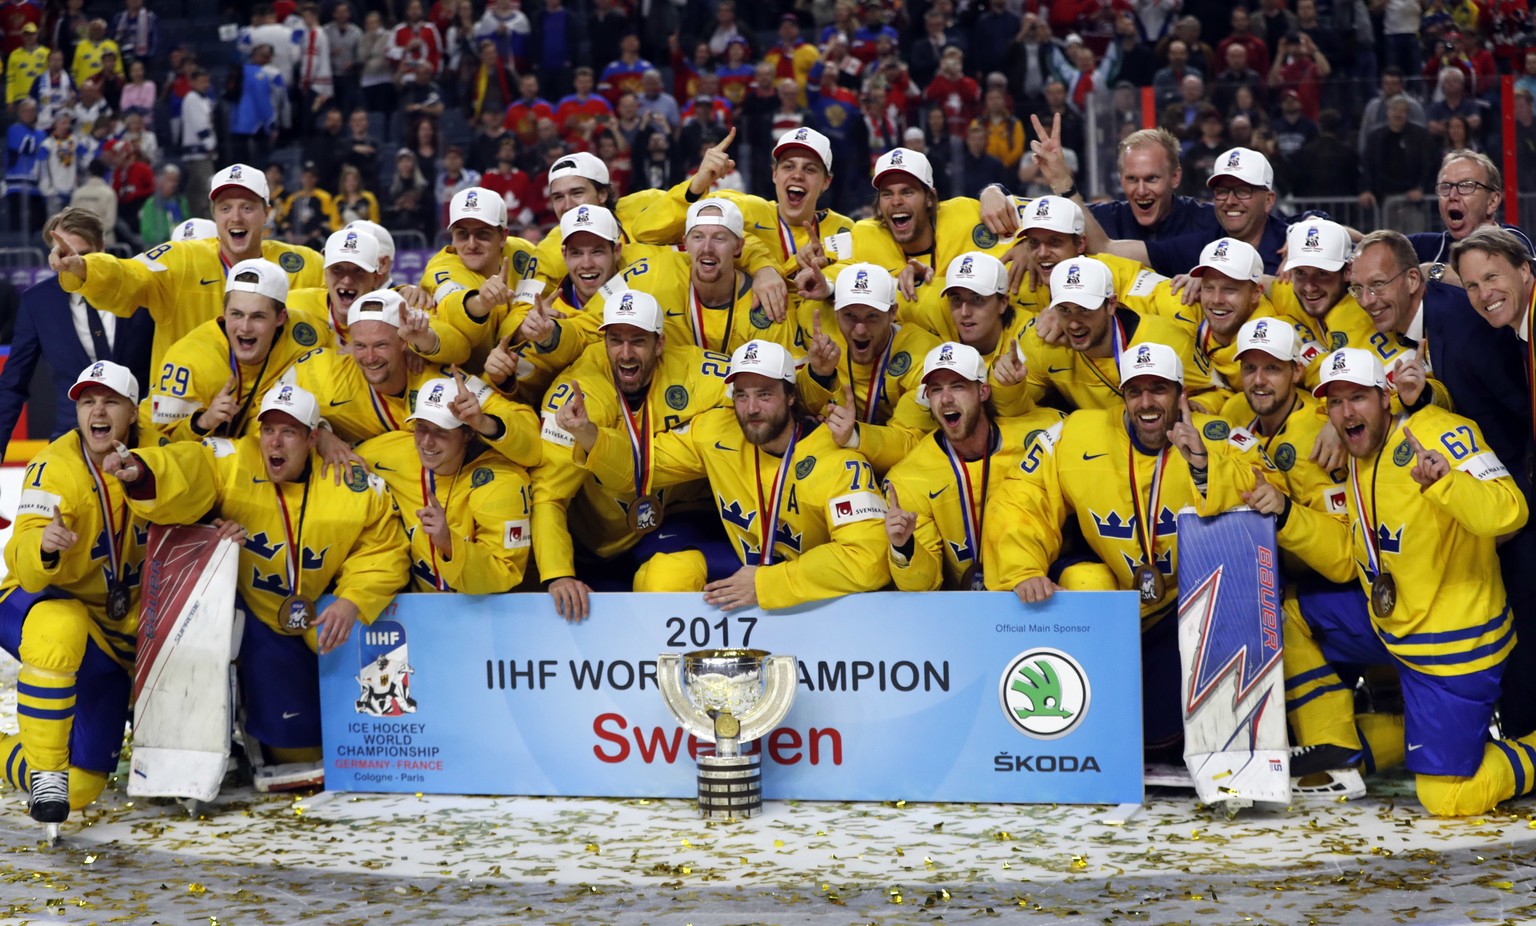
696,754,762,819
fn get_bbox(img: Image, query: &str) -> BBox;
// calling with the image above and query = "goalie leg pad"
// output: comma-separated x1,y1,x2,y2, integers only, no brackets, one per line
236,613,322,750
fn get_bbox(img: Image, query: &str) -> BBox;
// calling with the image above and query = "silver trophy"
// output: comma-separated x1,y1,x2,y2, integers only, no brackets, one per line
657,649,797,819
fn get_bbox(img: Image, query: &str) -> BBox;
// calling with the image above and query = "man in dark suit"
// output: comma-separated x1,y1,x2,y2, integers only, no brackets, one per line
0,207,153,459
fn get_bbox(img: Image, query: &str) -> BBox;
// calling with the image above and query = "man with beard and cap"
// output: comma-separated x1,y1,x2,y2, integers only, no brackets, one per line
103,382,410,791
560,338,891,611
881,342,1062,591
985,342,1277,755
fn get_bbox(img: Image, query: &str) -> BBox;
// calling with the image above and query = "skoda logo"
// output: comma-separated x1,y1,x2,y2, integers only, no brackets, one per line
999,648,1090,740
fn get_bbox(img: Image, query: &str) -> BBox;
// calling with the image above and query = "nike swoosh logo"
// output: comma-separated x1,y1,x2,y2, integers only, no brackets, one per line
328,399,352,407
1406,743,1423,751
1174,313,1193,323
928,486,947,498
656,532,677,540
753,222,773,230
374,463,396,472
1082,452,1107,461
252,476,268,483
713,441,738,452
199,277,221,286
282,711,301,719
665,310,685,317
1047,366,1070,374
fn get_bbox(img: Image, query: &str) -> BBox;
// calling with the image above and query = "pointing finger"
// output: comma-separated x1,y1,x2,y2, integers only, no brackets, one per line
498,333,513,353
1179,395,1194,423
716,126,736,151
1414,340,1427,365
223,374,238,396
886,483,900,510
1402,426,1424,454
843,382,856,408
812,310,822,336
51,506,64,525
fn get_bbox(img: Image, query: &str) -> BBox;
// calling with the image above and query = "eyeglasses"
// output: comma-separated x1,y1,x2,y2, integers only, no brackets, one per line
1435,179,1494,197
1212,185,1258,202
1346,266,1411,300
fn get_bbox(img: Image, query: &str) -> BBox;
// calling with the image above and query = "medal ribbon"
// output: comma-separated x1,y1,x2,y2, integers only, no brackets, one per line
1347,429,1393,582
367,385,403,431
687,282,739,353
941,425,993,573
616,387,653,497
1126,440,1168,573
273,477,312,598
848,330,895,424
777,214,799,259
419,468,450,591
753,425,799,566
1083,315,1127,395
221,332,275,436
79,433,127,589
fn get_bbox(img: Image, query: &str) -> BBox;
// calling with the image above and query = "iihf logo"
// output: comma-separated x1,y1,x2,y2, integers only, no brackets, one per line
181,221,195,236
617,292,635,315
276,384,294,405
1226,150,1241,169
90,361,106,378
1136,345,1152,364
794,128,809,141
1305,226,1320,250
1065,264,1082,287
1035,199,1051,217
426,382,446,406
355,619,416,717
229,165,243,179
890,150,904,165
1253,320,1269,340
575,206,592,225
852,269,870,292
959,256,974,277
1331,351,1348,372
464,190,479,210
743,342,760,363
938,343,955,364
1213,240,1230,260
343,230,359,251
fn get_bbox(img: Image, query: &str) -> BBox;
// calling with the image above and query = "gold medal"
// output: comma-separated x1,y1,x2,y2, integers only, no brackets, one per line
961,564,986,591
1371,572,1396,618
106,581,131,622
628,493,662,534
1133,564,1166,604
281,595,317,632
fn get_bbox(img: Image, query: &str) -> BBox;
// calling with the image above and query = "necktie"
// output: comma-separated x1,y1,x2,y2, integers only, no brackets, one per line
85,305,111,362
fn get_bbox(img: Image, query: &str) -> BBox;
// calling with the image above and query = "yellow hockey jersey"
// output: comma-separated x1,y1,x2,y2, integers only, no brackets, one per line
58,238,324,368
524,189,661,293
794,301,941,425
606,250,802,357
1278,406,1527,677
353,431,532,594
1016,252,1166,322
1270,282,1433,402
883,413,1064,591
2,432,148,669
576,408,891,608
533,342,732,580
123,436,409,642
148,309,333,443
983,407,1275,625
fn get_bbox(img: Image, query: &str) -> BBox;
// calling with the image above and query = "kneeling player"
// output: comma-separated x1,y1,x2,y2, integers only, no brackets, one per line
0,362,146,825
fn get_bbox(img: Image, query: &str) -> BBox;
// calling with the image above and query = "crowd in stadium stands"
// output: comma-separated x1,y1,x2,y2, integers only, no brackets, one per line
0,0,1532,249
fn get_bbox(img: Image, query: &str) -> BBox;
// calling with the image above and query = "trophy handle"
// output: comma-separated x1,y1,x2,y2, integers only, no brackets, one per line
738,655,798,743
657,653,717,742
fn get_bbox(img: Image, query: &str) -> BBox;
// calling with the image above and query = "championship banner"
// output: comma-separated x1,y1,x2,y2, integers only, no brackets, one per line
319,591,1144,804
1176,508,1289,807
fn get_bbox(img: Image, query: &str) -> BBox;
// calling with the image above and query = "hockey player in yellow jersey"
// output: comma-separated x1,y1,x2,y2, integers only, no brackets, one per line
1273,348,1536,816
0,362,147,824
564,339,891,610
47,163,323,368
287,227,391,346
984,342,1277,747
286,288,540,468
882,342,1063,591
354,376,532,594
104,383,409,775
627,126,854,280
994,256,1206,416
1008,195,1167,323
532,290,735,620
148,258,332,443
524,151,665,294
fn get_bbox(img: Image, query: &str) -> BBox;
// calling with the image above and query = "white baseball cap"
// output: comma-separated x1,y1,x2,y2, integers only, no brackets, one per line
171,217,218,241
1207,146,1274,191
685,198,745,238
1312,347,1387,398
1235,317,1299,362
1283,220,1351,273
347,288,406,328
920,341,988,385
324,227,381,273
226,258,290,303
871,147,935,192
773,126,833,172
344,220,395,260
1020,195,1085,236
547,151,610,190
598,288,664,334
449,186,508,229
560,203,622,243
1049,257,1115,311
1119,342,1184,386
407,376,465,430
1192,237,1264,283
725,339,797,385
68,359,139,404
833,263,896,311
257,382,321,429
210,162,270,204
943,252,1008,297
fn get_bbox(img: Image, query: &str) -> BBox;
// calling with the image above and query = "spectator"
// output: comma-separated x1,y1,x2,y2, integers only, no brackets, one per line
916,113,953,197
1424,29,1499,98
807,61,866,214
334,163,380,225
48,0,87,70
764,14,818,102
340,107,382,188
469,39,517,121
163,47,193,138
68,157,116,246
1003,14,1052,112
586,0,628,76
407,115,441,183
69,75,108,135
481,136,534,226
1441,113,1481,156
359,11,397,136
325,2,363,112
239,3,297,81
599,32,651,105
442,1,482,101
669,36,713,102
1361,95,1438,232
0,0,40,59
96,49,124,111
389,0,444,81
862,80,903,164
1016,137,1080,198
630,126,679,191
1258,0,1299,53
716,38,755,110
532,0,579,98
678,74,732,149
1228,84,1266,128
1178,105,1228,195
911,10,956,91
505,73,555,147
971,0,1022,79
1112,10,1160,87
819,1,858,51
553,67,612,136
1272,89,1318,162
177,66,214,213
1509,86,1536,179
634,0,680,66
924,46,980,139
37,111,81,215
1217,7,1271,77
6,22,46,110
974,87,1024,172
468,107,509,172
954,120,1009,193
1382,0,1424,78
593,128,630,197
384,147,433,232
1293,109,1360,197
1160,15,1217,74
399,58,445,131
1359,68,1428,157
118,59,154,124
1267,31,1329,119
1212,43,1265,115
232,44,285,166
279,160,341,248
1032,79,1087,163
1152,39,1201,109
852,5,899,68
138,164,190,247
708,0,746,59
294,2,335,117
116,109,159,168
634,68,680,134
613,90,646,155
1427,67,1486,141
303,107,346,190
30,47,72,124
1488,0,1533,73
434,145,480,224
70,18,121,87
1516,49,1536,100
738,64,779,190
5,96,45,231
1292,0,1342,75
1052,32,1123,117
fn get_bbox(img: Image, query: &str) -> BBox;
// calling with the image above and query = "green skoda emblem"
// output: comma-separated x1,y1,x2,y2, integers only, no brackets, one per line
292,322,317,346
887,351,911,377
471,467,494,487
345,464,369,492
278,251,305,272
665,385,688,410
971,224,998,249
1329,331,1348,351
750,306,771,329
1202,420,1230,441
1274,443,1296,472
1393,440,1413,467
795,456,816,479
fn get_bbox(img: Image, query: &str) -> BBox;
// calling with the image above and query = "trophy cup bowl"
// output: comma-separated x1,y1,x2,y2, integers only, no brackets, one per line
658,648,797,819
